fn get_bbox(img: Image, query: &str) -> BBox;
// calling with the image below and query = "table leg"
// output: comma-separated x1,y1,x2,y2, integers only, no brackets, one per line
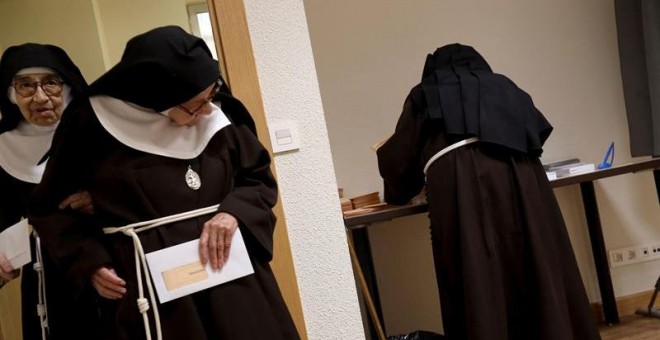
349,227,386,338
580,181,620,324
653,169,659,203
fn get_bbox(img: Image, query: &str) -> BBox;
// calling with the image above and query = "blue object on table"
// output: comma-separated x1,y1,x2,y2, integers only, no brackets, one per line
598,142,615,170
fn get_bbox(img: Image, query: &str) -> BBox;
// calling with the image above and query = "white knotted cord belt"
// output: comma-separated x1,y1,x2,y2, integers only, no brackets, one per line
423,137,480,175
102,204,220,340
33,231,49,340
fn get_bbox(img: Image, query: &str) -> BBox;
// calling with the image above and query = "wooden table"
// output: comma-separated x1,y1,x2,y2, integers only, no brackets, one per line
345,158,660,333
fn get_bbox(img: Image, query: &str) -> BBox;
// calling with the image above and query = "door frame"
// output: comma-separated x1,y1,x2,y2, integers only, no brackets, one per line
206,1,308,338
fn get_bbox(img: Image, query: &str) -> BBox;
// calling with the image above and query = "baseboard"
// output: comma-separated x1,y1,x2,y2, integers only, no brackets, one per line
591,290,655,323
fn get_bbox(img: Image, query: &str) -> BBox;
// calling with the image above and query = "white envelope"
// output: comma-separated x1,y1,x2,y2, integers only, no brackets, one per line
0,219,31,268
145,228,254,303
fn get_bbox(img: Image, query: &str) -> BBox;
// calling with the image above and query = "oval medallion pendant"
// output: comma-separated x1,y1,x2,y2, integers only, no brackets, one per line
185,166,201,190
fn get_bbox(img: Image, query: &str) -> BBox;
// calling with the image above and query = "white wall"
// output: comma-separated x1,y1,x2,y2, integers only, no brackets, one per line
94,0,192,68
0,0,107,82
305,0,660,336
0,0,196,82
243,1,366,339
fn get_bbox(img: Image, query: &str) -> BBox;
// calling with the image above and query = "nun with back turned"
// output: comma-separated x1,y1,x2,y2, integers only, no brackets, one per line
377,44,601,340
29,26,300,340
0,43,98,340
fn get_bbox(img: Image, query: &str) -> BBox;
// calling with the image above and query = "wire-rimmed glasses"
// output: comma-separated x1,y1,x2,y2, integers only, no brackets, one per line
177,80,222,116
12,77,64,97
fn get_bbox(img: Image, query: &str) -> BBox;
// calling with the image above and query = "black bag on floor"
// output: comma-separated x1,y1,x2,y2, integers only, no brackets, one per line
387,330,444,340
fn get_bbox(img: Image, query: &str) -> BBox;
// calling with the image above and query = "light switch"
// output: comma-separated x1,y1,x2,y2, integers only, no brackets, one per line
275,129,293,145
268,121,300,154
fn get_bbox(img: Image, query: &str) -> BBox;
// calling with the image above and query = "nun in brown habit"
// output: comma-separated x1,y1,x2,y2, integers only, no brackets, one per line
377,44,601,340
29,26,299,340
0,43,99,340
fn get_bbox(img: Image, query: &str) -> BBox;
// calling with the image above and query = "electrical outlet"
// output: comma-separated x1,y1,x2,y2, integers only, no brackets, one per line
609,242,660,268
610,251,625,265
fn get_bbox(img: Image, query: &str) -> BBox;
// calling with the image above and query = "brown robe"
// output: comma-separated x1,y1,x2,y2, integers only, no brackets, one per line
0,165,102,340
377,96,602,340
29,99,299,340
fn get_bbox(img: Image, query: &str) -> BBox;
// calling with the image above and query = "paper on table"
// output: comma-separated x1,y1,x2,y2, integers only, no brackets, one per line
0,219,31,268
145,228,254,303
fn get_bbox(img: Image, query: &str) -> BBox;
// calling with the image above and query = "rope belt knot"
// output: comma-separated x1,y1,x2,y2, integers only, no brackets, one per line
36,304,46,317
102,204,220,340
137,298,150,314
33,231,49,340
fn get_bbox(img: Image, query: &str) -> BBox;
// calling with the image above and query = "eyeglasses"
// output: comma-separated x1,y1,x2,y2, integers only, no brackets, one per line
177,80,222,116
12,77,64,97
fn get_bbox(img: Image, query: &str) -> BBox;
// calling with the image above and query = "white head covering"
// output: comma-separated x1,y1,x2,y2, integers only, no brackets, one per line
90,95,231,159
0,120,57,183
0,66,70,182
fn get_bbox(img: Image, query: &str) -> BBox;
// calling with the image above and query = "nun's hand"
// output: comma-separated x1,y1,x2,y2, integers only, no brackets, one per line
92,267,126,299
0,251,20,283
199,212,238,271
59,190,94,215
